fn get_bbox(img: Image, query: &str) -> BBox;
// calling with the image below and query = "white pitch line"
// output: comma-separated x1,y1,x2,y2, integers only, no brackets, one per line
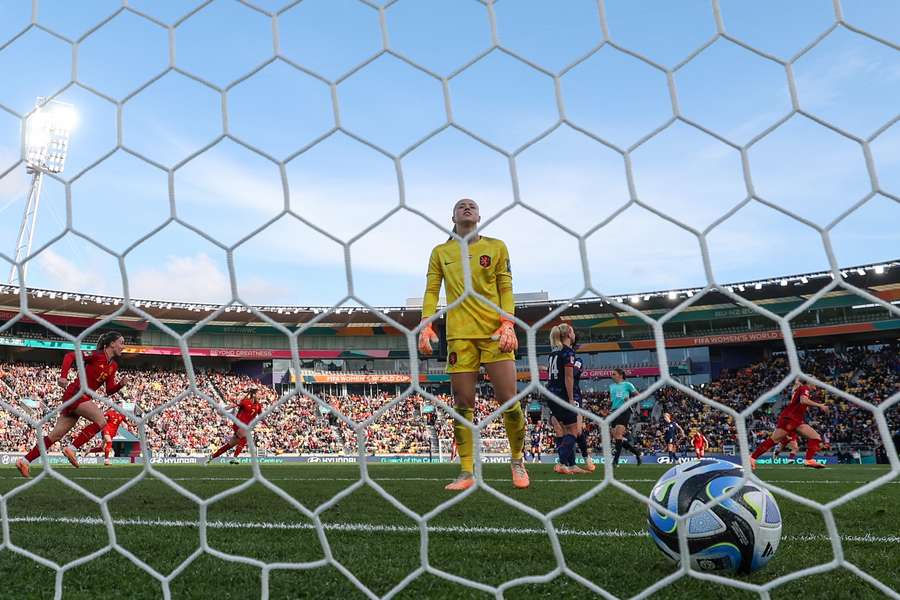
6,515,899,545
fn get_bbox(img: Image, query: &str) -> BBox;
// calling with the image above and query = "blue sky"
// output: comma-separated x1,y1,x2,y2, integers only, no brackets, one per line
0,0,898,308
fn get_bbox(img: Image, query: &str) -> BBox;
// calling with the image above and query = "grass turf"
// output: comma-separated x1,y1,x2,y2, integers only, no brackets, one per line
0,463,895,599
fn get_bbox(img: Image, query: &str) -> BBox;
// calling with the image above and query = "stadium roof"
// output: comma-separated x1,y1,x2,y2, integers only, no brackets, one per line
1,261,897,330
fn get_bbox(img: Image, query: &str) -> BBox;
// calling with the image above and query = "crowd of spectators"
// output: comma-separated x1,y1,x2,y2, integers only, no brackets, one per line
574,344,898,457
0,343,896,457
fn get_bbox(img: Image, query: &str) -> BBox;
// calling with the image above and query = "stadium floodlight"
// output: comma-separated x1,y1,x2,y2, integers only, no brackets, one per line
630,295,640,304
25,99,76,174
755,283,763,290
667,291,677,300
780,279,788,286
856,268,866,276
9,98,78,285
874,265,885,274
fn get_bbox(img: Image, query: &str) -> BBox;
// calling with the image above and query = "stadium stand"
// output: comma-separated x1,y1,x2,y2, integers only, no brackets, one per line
1,343,895,458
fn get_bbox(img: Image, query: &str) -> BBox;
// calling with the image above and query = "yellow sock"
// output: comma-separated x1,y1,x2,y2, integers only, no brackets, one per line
454,407,475,473
503,402,526,461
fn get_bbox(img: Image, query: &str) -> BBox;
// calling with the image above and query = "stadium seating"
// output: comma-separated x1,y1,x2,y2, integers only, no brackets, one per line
0,344,896,456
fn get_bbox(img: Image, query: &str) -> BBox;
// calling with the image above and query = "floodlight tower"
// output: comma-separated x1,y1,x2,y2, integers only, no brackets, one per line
8,97,77,285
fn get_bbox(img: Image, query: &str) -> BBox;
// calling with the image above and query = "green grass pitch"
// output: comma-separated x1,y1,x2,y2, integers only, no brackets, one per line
0,463,896,599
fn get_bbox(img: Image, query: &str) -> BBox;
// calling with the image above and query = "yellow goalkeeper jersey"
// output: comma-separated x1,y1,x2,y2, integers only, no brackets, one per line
422,236,514,340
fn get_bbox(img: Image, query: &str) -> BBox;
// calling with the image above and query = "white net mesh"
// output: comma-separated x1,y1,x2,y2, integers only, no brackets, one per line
0,0,898,598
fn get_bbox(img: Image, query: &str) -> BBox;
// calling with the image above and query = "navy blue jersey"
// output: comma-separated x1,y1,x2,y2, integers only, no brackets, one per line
664,420,680,441
548,346,581,401
530,429,542,447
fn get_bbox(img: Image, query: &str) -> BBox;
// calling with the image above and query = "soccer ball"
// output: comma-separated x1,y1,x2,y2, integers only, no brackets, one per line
646,458,782,574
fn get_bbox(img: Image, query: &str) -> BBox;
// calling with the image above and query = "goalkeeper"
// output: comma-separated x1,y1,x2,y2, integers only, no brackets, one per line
418,198,529,491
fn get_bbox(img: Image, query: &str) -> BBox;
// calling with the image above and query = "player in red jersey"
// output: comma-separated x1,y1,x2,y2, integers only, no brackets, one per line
772,431,799,463
96,408,126,465
691,430,709,460
16,332,128,478
206,388,264,464
64,403,142,467
750,379,830,470
72,405,136,465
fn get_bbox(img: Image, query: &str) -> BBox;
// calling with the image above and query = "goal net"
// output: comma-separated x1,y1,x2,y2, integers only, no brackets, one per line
0,1,898,599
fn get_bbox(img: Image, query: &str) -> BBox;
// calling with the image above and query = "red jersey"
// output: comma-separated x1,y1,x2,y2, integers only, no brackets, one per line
235,397,263,424
780,385,812,421
692,433,708,448
104,409,127,432
60,351,123,401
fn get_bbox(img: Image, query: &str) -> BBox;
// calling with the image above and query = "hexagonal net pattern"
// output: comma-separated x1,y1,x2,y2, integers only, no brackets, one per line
0,1,898,598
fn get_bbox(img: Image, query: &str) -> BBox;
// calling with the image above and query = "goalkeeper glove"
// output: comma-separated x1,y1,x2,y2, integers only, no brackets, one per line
418,320,439,355
491,318,518,353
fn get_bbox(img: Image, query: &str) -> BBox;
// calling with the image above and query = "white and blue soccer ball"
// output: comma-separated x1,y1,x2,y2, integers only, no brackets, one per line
647,458,782,574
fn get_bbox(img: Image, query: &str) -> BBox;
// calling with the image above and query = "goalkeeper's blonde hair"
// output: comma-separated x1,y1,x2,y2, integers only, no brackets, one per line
549,323,574,351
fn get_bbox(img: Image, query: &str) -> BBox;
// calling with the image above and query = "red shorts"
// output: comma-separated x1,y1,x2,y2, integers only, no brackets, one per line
60,395,91,417
232,422,252,435
776,414,803,433
103,424,119,438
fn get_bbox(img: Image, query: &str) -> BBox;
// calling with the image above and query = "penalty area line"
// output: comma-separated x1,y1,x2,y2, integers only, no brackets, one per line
6,515,900,545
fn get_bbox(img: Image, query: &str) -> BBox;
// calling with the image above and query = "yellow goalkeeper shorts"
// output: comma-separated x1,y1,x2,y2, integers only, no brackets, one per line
446,338,515,374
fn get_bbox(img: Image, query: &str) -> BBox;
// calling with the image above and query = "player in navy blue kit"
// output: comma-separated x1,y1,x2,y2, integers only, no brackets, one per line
569,334,595,473
662,413,685,462
546,324,588,475
548,331,595,472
